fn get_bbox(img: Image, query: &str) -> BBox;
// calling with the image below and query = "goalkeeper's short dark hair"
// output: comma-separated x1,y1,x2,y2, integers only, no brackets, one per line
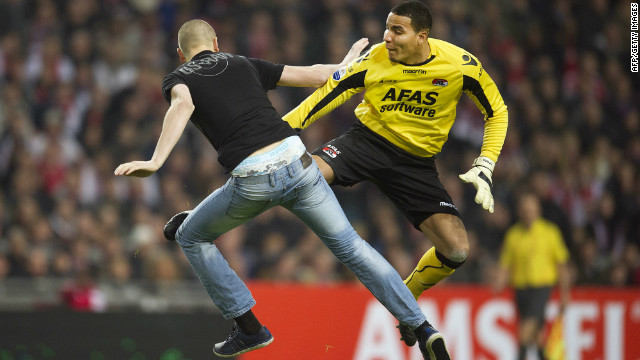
391,1,433,33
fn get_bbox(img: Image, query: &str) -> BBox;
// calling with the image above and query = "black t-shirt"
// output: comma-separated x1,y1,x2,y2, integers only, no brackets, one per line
161,50,297,172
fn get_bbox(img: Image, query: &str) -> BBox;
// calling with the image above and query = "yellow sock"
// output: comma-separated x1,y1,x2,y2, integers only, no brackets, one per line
404,247,458,300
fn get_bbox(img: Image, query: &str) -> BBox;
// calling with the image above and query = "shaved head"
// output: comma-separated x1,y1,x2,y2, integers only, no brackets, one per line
178,20,217,59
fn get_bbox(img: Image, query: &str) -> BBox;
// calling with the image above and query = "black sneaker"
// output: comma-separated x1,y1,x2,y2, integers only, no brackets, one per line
213,325,274,358
397,323,417,346
417,325,450,360
163,211,191,241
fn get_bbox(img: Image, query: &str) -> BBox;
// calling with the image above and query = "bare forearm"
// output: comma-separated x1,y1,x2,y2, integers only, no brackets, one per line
114,84,194,178
278,64,342,88
278,38,369,88
309,62,346,82
150,101,193,167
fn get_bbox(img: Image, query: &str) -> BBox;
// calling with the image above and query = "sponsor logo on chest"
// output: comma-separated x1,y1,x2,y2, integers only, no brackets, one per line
378,88,441,117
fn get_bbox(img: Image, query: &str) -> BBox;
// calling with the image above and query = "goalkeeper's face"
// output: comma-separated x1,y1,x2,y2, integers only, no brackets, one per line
384,13,428,64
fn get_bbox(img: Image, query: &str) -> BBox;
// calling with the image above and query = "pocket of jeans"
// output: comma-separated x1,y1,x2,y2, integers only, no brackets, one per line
294,170,330,207
224,185,273,219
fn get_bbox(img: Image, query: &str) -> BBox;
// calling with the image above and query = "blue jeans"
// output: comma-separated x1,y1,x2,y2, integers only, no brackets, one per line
175,154,427,328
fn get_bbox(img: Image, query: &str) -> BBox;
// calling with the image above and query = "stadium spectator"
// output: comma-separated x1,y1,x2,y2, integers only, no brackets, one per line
6,226,30,277
60,269,107,312
0,253,9,280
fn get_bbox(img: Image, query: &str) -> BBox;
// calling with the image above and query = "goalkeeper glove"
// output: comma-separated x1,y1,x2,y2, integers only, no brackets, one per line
459,156,495,213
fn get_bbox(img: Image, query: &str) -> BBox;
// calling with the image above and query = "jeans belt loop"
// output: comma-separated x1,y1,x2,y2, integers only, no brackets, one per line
269,172,276,187
287,161,295,178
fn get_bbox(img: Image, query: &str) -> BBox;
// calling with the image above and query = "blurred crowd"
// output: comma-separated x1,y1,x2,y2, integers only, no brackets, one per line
0,0,639,300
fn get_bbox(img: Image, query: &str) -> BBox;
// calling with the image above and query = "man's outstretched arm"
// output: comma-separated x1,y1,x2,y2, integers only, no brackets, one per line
114,84,194,177
277,38,368,88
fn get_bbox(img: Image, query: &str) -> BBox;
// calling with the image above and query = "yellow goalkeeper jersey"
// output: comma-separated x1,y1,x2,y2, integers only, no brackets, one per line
283,39,508,161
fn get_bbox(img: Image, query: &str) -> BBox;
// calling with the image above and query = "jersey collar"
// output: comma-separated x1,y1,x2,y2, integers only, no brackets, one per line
399,38,436,66
400,55,435,66
192,50,215,60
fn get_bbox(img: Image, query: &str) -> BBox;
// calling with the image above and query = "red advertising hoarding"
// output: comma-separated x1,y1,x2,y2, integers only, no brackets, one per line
241,283,640,360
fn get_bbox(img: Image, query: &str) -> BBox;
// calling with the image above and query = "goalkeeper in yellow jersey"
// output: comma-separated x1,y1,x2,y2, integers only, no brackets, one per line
283,0,508,347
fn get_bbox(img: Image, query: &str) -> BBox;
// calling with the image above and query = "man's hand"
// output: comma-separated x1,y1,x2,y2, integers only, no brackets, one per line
114,160,161,178
341,38,369,65
459,156,495,213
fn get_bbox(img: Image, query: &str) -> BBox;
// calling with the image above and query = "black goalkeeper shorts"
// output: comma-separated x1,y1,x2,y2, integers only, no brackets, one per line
312,122,460,229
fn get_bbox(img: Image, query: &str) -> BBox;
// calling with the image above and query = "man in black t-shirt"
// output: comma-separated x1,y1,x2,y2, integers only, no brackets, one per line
115,20,449,359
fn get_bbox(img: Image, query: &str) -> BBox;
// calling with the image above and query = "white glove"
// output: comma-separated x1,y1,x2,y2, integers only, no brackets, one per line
459,156,495,213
